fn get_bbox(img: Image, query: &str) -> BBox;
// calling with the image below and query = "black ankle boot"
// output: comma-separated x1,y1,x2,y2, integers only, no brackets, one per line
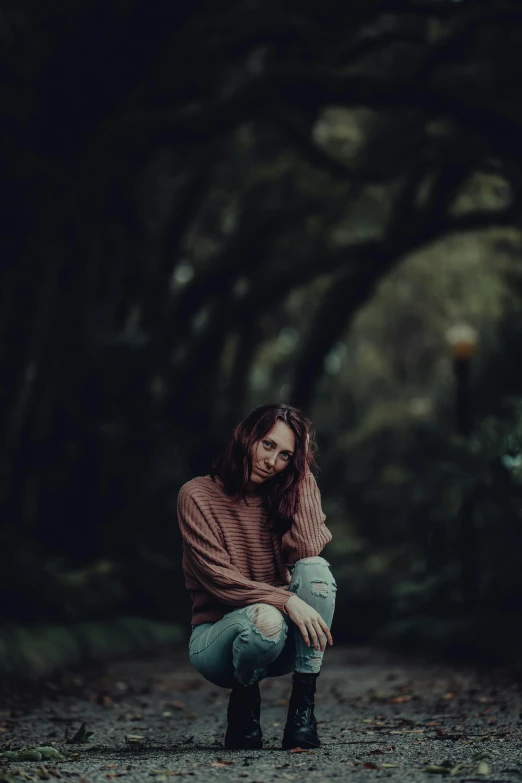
282,672,320,750
224,681,263,750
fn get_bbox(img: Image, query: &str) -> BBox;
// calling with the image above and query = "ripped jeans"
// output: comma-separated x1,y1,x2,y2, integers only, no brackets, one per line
188,557,336,688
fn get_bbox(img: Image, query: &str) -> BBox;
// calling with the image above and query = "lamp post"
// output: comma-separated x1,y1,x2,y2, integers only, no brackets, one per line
445,324,478,437
445,323,479,609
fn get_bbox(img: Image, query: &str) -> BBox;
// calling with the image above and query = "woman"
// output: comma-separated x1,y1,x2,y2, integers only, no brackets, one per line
177,403,336,751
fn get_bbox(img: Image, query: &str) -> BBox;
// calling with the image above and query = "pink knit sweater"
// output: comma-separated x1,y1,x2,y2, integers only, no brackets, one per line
177,472,332,625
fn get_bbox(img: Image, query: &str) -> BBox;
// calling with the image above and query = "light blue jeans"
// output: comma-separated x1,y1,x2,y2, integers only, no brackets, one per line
188,556,336,688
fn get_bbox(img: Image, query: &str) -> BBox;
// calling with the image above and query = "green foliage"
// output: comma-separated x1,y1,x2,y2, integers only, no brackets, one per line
371,404,522,657
0,618,185,679
0,745,66,762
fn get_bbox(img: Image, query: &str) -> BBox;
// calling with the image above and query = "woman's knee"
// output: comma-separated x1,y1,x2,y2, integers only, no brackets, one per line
245,603,286,643
291,556,336,599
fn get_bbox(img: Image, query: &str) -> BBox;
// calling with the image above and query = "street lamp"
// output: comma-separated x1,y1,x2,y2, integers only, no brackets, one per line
445,322,479,609
445,323,478,436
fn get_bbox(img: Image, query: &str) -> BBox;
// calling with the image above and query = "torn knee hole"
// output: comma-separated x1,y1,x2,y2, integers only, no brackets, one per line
311,579,329,598
246,604,284,642
309,652,322,672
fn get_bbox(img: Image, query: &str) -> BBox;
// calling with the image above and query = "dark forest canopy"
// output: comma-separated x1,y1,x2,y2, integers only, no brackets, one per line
2,1,522,651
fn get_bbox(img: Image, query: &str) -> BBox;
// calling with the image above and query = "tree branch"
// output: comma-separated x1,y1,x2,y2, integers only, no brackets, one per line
167,237,380,415
327,29,426,68
289,167,518,412
416,2,522,80
88,65,522,169
198,10,326,56
289,248,394,412
167,199,312,335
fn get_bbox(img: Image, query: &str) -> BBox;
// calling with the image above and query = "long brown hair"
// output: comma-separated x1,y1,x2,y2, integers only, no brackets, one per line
210,403,318,533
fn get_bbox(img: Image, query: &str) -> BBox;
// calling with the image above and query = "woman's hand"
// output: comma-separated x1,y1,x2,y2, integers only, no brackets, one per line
285,594,333,651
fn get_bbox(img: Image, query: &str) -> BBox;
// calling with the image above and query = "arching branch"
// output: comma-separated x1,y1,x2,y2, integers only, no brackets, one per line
289,145,513,411
84,65,522,172
289,247,393,412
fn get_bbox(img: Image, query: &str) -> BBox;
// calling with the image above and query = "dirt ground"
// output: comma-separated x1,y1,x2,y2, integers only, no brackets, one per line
1,645,521,783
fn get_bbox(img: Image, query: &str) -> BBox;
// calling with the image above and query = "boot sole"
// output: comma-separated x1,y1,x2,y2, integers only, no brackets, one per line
282,732,320,751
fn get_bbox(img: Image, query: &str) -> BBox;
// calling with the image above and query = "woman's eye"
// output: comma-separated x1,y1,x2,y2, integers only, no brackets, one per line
263,441,272,449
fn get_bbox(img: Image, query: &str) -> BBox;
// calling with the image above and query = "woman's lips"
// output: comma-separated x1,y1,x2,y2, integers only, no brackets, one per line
257,467,271,476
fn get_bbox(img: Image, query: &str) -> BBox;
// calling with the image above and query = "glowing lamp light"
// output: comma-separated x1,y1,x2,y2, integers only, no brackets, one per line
445,323,478,360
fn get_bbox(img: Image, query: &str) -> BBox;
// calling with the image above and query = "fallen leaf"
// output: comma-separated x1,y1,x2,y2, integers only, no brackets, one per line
66,722,94,743
125,734,146,744
390,729,426,734
0,737,17,752
169,701,185,710
289,747,309,753
34,745,65,761
18,748,43,761
449,762,474,775
210,761,234,767
363,762,380,770
477,761,490,775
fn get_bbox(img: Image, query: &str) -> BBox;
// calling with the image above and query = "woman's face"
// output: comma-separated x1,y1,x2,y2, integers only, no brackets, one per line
247,420,296,490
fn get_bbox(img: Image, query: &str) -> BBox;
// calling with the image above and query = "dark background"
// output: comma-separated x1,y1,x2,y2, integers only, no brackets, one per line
2,0,522,676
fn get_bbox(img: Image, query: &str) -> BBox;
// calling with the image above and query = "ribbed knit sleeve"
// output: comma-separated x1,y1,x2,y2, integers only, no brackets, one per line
281,471,332,565
177,485,293,613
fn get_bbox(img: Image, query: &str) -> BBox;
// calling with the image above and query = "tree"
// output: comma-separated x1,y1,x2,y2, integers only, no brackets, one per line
1,0,522,583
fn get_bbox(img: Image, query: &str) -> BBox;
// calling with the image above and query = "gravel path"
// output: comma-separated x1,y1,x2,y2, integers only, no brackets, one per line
1,646,522,782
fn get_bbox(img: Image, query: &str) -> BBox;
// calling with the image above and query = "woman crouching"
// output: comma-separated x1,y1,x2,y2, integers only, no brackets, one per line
177,403,336,750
